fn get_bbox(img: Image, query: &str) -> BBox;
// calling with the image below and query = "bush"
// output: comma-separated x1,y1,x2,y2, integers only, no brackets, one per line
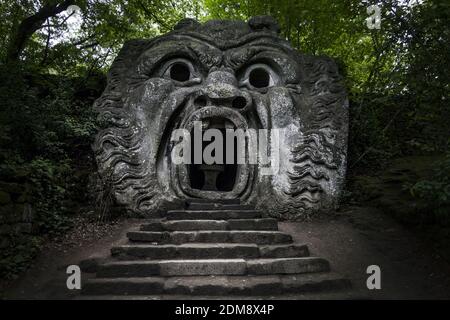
410,149,450,224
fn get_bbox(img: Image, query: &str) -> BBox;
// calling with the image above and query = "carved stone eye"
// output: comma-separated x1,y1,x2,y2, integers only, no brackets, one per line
249,68,270,88
240,63,279,90
170,62,190,82
162,58,195,83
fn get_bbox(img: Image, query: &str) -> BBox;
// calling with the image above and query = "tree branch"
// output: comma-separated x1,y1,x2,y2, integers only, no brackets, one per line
6,0,76,63
137,2,170,30
40,18,52,66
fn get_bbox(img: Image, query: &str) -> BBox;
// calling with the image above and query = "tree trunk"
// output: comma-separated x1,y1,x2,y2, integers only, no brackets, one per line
6,0,75,63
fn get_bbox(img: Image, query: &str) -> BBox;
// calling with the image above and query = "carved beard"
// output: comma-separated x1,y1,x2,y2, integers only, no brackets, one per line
93,30,348,219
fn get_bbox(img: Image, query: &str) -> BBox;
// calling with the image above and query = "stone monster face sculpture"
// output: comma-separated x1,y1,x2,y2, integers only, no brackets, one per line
93,17,348,219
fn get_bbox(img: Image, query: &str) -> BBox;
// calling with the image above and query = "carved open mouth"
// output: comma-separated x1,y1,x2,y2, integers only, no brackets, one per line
187,117,237,192
173,105,253,200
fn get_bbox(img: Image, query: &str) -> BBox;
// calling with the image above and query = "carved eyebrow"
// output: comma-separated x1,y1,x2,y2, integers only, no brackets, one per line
189,45,222,70
225,45,287,70
137,46,199,76
137,41,221,76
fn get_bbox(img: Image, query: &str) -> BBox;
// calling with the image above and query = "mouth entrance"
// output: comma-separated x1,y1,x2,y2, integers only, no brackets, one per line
188,117,238,192
173,105,251,200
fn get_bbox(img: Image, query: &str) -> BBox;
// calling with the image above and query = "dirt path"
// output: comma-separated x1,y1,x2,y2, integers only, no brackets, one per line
2,206,450,299
281,206,450,299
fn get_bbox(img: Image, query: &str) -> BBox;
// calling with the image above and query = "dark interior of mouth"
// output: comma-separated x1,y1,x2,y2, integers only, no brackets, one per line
188,117,238,192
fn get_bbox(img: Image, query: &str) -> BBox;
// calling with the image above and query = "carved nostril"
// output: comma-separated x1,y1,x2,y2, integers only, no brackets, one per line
194,95,208,107
232,96,248,109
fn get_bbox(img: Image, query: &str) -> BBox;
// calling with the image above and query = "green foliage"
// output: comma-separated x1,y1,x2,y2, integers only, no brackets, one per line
0,64,99,278
410,151,450,223
0,236,42,280
28,158,73,234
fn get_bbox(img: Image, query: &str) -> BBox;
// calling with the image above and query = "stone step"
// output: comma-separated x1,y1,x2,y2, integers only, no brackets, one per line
111,243,309,260
163,210,262,220
140,218,278,231
186,199,240,205
259,244,310,258
127,230,293,244
79,290,363,300
82,273,349,296
187,203,255,210
96,257,329,277
246,257,329,275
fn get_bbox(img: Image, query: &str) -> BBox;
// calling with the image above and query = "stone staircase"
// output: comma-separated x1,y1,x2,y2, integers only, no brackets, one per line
82,200,352,298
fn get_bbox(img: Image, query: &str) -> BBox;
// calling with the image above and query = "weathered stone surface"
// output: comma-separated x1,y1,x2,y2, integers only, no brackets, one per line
187,203,255,210
227,218,278,230
159,259,247,276
127,230,292,244
96,257,328,278
112,243,309,260
139,220,164,231
164,210,262,220
140,218,278,231
93,16,348,219
98,259,248,277
156,220,228,231
83,274,350,296
247,257,330,275
280,274,352,294
258,244,309,258
97,261,161,278
127,231,167,243
111,243,260,260
187,199,240,204
164,275,283,296
163,220,228,231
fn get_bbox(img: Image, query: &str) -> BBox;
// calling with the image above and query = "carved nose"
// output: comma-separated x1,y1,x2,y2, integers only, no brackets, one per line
203,69,251,109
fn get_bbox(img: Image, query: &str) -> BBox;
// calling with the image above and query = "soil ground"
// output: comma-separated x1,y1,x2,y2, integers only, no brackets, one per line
2,205,450,300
